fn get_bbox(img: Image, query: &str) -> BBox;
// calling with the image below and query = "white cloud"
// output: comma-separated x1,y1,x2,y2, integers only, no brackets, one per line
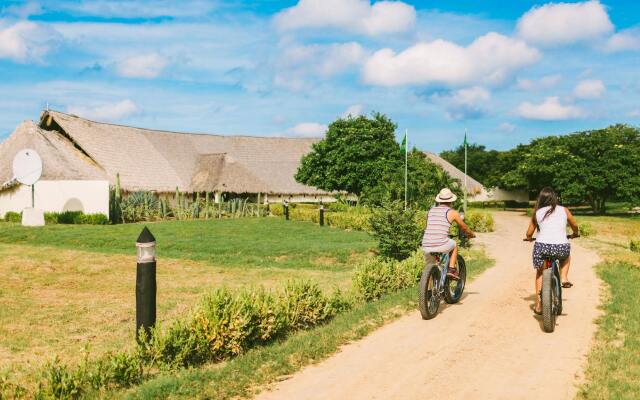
67,99,139,122
516,74,561,90
275,42,366,90
605,28,640,52
432,87,491,120
517,1,613,47
362,32,540,87
285,122,327,137
274,0,416,36
343,104,364,117
517,96,584,120
116,53,168,79
498,122,517,133
574,79,605,99
0,20,61,63
627,109,640,118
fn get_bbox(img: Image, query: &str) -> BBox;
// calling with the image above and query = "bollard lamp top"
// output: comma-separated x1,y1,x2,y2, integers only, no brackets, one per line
136,226,156,263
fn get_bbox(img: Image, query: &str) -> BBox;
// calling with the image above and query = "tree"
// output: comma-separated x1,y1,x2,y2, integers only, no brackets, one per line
511,124,640,213
295,113,401,196
369,200,423,260
440,144,501,187
361,149,462,209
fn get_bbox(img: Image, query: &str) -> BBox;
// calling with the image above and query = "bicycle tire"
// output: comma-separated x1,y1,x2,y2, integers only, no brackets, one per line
542,268,556,332
419,265,441,320
444,255,466,304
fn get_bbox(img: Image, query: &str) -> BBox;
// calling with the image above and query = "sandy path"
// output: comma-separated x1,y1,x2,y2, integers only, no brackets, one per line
254,212,602,400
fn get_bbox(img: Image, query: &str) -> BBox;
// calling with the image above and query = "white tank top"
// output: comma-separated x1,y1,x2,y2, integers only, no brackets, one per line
536,205,568,244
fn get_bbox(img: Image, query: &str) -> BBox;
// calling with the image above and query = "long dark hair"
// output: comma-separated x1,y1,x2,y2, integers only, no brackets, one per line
532,187,558,229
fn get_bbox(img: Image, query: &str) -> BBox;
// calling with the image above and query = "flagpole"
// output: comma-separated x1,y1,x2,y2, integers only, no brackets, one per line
463,128,468,215
404,129,408,211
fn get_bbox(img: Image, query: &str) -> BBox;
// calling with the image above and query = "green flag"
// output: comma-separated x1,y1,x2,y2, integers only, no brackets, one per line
463,131,468,147
400,132,407,153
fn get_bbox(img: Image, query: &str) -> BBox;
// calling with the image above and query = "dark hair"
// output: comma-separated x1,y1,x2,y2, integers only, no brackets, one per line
531,187,558,230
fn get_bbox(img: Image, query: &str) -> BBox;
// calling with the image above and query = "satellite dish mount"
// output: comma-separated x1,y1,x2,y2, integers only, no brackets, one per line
12,149,44,226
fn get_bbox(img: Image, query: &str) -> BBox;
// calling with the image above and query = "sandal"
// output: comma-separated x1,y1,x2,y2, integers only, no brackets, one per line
562,281,573,288
534,307,542,315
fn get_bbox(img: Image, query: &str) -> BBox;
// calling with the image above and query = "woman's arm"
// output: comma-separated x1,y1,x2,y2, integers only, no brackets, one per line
449,210,476,238
526,221,536,240
565,207,580,237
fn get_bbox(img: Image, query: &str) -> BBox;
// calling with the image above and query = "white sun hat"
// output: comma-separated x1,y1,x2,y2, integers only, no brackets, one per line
435,188,457,203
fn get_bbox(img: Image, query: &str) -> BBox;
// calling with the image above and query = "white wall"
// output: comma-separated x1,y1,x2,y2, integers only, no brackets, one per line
0,180,109,218
470,187,529,203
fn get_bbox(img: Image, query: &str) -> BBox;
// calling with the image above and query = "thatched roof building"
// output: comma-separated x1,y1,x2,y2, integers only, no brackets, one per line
1,110,331,197
423,151,484,195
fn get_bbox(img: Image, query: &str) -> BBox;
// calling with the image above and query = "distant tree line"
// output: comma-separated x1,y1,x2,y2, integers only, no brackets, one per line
441,124,640,214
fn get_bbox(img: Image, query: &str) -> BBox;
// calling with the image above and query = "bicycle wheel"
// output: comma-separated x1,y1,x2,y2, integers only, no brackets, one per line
444,255,466,304
553,262,563,315
419,265,441,320
542,268,556,332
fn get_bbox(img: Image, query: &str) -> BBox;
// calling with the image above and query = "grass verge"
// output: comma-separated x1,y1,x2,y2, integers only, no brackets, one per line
109,248,493,400
577,262,640,399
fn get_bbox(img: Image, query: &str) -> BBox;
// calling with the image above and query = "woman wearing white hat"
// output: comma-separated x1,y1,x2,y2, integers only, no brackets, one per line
422,188,476,278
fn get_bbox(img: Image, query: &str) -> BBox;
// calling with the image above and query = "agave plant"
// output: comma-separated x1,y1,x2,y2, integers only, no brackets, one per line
120,191,159,222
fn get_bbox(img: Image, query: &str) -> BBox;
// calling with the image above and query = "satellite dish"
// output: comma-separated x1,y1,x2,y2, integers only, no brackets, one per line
12,149,42,186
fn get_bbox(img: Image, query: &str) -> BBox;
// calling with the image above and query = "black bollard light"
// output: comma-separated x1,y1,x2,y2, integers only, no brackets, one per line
319,204,324,226
284,200,289,220
136,227,157,342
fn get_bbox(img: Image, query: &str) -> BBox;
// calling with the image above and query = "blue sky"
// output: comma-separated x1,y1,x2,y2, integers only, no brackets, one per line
0,0,639,152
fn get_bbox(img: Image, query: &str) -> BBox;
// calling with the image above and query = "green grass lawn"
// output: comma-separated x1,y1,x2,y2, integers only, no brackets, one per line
572,213,640,399
0,218,375,392
0,218,374,271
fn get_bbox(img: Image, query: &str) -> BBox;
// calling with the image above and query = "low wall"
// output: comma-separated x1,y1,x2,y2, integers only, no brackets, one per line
470,188,529,203
0,180,109,218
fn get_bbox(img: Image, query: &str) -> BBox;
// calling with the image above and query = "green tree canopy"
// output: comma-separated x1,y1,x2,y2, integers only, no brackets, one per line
361,149,462,209
295,113,401,196
510,124,640,213
440,143,501,187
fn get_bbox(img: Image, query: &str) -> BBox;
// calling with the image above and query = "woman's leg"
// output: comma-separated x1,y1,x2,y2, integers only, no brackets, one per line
535,268,543,312
560,255,571,283
449,243,458,269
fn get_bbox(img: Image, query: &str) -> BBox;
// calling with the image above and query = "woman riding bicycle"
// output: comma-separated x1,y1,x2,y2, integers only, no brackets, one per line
525,187,579,315
422,188,476,278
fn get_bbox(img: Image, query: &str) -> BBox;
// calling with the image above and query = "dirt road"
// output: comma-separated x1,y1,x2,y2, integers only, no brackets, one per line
255,212,602,400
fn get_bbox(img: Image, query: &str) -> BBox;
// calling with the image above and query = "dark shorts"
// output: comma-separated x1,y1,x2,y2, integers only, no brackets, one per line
532,242,571,269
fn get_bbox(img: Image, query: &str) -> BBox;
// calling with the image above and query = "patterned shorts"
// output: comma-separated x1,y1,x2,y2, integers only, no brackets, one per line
532,242,570,269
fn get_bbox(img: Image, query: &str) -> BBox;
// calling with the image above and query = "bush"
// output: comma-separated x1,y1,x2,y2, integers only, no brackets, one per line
352,250,424,301
44,212,109,225
3,211,21,222
120,191,159,222
369,201,422,260
630,239,640,253
280,280,331,330
464,210,494,232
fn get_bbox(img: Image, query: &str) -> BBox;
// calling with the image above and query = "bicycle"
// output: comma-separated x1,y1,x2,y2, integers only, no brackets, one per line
523,235,576,333
418,238,467,320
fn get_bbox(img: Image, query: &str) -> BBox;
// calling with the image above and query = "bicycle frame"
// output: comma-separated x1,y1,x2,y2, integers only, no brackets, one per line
431,252,451,296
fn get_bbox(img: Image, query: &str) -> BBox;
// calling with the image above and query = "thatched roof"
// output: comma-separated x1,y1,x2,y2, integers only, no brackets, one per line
30,110,327,195
424,151,485,195
0,120,106,189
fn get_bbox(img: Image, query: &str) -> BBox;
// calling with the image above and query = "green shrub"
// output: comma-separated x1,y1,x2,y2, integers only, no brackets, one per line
3,211,21,223
37,358,85,399
280,280,331,330
579,222,595,237
43,212,109,225
369,201,422,260
121,191,159,222
352,253,422,301
326,211,371,231
464,210,494,232
630,239,640,253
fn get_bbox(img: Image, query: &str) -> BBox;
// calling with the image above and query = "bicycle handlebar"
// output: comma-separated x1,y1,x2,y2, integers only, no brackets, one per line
523,234,579,242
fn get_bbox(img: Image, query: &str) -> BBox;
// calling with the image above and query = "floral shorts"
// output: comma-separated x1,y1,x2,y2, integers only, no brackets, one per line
532,242,571,269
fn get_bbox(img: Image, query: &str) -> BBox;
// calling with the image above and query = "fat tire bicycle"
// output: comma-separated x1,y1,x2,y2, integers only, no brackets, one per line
524,235,576,333
418,245,467,320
